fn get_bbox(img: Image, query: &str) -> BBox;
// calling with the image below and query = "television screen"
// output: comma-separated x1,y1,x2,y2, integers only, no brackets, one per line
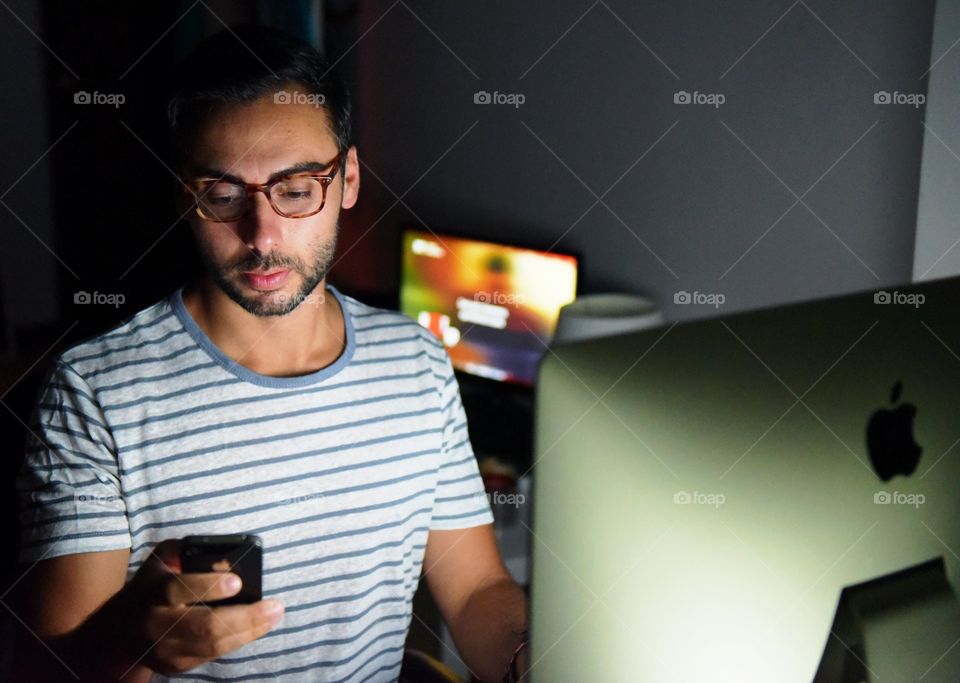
400,229,578,386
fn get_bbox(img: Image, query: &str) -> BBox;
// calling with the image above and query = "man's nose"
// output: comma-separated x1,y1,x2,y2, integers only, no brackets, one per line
236,192,285,252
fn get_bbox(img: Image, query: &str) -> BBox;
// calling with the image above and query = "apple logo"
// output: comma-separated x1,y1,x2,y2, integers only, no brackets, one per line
866,381,922,481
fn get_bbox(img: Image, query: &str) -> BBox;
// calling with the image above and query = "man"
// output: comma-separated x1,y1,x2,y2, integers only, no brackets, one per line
15,26,528,682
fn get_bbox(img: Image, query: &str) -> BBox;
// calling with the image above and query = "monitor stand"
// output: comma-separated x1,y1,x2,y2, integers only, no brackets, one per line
814,557,960,683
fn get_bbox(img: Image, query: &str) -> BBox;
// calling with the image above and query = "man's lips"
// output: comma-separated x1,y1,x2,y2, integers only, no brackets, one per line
242,269,290,291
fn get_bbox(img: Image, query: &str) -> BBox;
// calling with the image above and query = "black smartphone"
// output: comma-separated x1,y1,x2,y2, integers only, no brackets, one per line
180,534,263,606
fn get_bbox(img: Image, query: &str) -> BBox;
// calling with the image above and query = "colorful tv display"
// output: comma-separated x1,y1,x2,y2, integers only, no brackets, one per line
400,229,578,386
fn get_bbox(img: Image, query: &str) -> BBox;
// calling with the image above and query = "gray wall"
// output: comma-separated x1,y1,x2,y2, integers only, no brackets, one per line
338,0,935,321
915,0,960,282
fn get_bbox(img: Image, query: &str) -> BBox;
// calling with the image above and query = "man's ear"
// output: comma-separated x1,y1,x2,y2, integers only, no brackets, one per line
340,145,360,210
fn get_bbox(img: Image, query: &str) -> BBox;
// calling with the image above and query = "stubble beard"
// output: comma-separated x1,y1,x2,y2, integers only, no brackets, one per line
203,223,339,317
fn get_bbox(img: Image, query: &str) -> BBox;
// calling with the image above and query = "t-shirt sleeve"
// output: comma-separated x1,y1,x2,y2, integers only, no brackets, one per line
430,350,494,530
17,359,131,563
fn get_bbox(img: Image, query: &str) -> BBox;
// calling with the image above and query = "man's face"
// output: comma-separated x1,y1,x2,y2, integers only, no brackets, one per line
181,90,359,317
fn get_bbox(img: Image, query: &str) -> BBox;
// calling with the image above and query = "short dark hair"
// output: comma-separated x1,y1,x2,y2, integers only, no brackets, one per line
167,25,352,170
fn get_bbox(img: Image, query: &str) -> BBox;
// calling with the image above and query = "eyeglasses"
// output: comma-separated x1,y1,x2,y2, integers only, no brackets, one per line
183,153,342,222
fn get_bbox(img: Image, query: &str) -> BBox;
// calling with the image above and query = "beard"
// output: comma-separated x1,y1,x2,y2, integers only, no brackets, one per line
201,223,339,318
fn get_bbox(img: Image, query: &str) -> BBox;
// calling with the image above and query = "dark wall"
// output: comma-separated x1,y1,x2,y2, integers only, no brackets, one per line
0,0,58,354
0,1,939,349
331,0,934,321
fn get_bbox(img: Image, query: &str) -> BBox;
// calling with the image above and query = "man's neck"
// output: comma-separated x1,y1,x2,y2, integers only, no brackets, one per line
182,278,346,378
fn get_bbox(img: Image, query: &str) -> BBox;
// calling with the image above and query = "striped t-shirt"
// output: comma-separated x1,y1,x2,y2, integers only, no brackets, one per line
17,284,493,682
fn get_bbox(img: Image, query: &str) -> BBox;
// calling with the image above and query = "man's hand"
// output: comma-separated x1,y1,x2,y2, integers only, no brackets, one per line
14,539,284,680
113,539,285,675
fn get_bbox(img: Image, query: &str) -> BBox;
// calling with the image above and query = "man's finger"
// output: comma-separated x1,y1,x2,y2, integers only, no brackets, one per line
162,571,243,606
150,600,284,657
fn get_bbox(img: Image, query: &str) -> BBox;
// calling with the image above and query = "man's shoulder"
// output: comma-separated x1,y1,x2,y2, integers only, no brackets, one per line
339,289,446,356
56,289,185,380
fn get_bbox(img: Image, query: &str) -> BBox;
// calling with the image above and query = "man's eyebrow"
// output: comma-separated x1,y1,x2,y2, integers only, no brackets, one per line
189,160,337,184
266,161,335,182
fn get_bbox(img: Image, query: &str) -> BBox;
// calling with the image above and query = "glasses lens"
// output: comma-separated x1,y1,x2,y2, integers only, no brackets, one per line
271,176,324,217
196,182,247,221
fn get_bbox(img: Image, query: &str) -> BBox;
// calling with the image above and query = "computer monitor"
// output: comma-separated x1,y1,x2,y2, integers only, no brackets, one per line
399,229,578,386
531,276,960,681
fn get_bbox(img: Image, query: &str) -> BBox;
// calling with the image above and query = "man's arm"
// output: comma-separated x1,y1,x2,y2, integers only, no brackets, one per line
13,548,154,682
422,523,528,683
13,541,283,681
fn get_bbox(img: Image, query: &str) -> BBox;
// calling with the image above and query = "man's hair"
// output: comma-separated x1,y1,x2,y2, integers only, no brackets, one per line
167,25,352,170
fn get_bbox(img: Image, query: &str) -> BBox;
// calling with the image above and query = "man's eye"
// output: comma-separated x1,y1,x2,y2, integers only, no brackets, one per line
277,179,317,201
202,185,242,204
